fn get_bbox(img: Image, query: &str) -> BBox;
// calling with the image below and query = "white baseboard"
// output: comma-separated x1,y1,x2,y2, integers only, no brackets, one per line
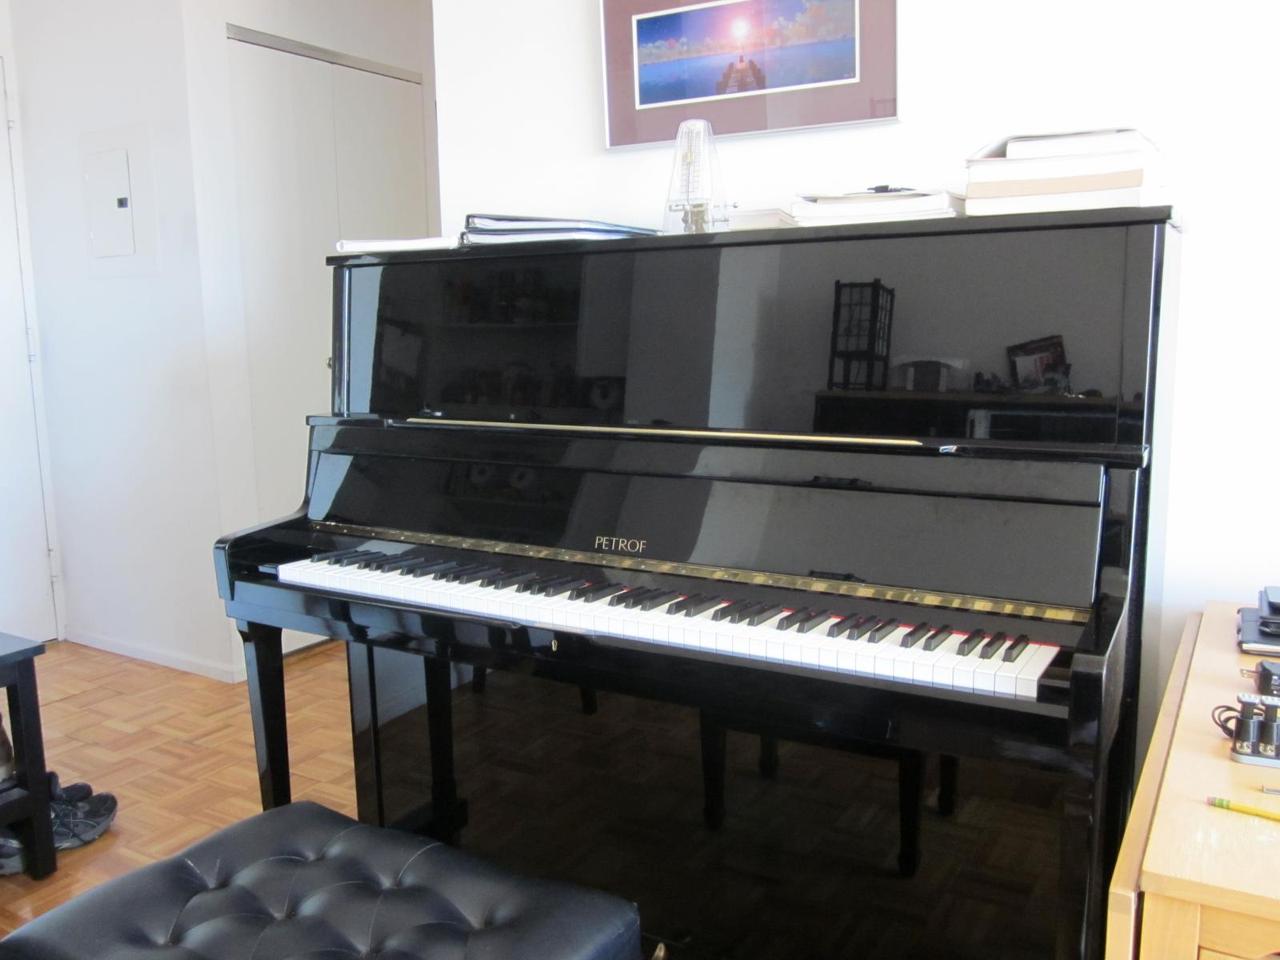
67,630,243,683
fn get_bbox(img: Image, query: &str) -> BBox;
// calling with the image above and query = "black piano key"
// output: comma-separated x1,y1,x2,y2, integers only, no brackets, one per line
516,574,559,593
795,610,835,634
957,630,986,656
457,566,506,585
922,625,953,652
314,547,364,563
542,578,588,598
827,615,853,638
441,563,488,582
747,605,783,627
336,550,381,567
848,615,879,640
776,608,811,630
491,570,537,589
665,594,701,615
900,623,932,648
355,553,397,570
712,599,751,622
725,601,765,624
412,559,460,578
609,587,646,607
579,583,627,603
1003,634,1031,662
682,596,721,618
979,632,1009,660
866,618,899,643
829,613,870,638
639,591,680,611
384,556,434,575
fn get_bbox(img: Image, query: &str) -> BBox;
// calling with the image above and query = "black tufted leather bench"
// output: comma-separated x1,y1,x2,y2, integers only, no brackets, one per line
0,801,642,960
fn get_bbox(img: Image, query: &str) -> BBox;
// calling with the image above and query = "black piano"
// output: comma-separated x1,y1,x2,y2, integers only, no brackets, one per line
215,207,1176,960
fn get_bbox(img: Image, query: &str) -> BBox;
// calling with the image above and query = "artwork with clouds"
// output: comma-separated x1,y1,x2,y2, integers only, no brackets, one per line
633,0,858,109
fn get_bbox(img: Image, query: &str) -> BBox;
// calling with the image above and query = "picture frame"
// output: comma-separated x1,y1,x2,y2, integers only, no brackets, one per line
1006,335,1070,393
600,0,896,147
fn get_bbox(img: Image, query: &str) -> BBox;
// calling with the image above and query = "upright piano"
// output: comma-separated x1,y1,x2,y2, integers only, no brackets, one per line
215,207,1176,960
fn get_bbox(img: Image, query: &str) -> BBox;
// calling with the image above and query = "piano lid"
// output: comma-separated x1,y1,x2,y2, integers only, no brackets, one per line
332,211,1167,451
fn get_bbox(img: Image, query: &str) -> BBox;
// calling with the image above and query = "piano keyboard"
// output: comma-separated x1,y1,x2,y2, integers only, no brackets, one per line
277,548,1062,701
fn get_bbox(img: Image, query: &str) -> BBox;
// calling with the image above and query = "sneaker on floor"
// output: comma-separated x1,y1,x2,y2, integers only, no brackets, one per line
48,773,93,805
50,792,117,851
0,828,20,877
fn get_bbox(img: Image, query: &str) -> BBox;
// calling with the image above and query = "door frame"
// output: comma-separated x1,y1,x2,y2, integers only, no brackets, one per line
0,51,63,639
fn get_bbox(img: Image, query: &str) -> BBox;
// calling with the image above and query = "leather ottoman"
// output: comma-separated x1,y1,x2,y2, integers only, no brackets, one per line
0,802,642,960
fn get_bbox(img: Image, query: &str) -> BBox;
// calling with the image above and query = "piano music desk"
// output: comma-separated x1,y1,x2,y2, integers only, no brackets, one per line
1108,602,1280,960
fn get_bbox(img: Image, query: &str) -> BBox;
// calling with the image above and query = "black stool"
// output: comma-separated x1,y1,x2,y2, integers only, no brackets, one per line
0,633,54,880
0,801,642,960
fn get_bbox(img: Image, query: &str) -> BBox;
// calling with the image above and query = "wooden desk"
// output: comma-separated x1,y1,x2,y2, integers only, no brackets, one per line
1108,602,1280,960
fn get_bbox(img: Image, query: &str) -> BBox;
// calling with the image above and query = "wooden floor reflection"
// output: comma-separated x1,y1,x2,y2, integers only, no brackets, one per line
1,639,1060,959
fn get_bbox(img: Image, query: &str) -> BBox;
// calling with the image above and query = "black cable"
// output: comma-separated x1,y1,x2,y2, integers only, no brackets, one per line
1212,703,1240,739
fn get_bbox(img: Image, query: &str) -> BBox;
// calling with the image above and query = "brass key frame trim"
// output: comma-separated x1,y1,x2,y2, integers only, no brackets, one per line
403,418,926,448
312,520,1090,624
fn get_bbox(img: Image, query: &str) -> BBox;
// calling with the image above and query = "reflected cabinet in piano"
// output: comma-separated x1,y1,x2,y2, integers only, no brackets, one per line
222,208,1178,960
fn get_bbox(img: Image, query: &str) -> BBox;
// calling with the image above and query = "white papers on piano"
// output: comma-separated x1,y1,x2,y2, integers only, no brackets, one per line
335,236,458,254
790,188,961,226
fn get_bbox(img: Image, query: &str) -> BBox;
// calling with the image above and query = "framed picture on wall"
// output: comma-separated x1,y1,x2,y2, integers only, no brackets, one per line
600,0,897,147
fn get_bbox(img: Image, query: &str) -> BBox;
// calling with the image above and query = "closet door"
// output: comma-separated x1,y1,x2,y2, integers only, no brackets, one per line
229,40,430,522
228,38,428,652
229,41,340,522
0,56,57,640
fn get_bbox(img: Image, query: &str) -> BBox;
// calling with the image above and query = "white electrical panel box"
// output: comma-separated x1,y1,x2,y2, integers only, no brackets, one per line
84,147,135,257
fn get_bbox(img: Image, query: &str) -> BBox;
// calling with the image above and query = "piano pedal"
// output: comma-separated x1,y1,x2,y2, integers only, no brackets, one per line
650,944,669,960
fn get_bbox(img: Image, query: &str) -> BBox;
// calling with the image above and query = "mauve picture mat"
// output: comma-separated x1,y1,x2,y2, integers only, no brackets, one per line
602,0,896,146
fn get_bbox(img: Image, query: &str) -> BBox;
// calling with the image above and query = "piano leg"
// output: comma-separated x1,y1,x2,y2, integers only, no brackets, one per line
238,622,290,810
471,665,487,694
699,711,726,830
426,658,468,844
758,736,779,780
938,754,958,816
897,751,922,878
346,640,468,842
1059,771,1107,960
579,686,599,715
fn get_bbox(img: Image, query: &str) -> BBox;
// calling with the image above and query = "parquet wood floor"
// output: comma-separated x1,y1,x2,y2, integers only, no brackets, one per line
0,640,1062,959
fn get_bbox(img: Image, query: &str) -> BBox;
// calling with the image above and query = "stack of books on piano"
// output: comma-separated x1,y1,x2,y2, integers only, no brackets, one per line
963,129,1163,216
460,214,658,245
789,187,961,226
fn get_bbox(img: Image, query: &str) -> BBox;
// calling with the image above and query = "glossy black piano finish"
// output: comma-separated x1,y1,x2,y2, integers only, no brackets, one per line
217,208,1177,960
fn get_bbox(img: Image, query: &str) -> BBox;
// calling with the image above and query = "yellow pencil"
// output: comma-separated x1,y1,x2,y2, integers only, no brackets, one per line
1206,796,1280,823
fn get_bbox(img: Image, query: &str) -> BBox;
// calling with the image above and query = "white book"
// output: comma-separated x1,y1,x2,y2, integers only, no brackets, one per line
1003,128,1152,159
793,208,958,227
335,236,457,254
727,208,799,230
963,186,1158,216
792,189,958,219
967,149,1153,185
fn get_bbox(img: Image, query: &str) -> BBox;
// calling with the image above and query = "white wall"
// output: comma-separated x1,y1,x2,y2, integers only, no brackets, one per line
431,1,1280,739
9,0,234,676
10,0,432,679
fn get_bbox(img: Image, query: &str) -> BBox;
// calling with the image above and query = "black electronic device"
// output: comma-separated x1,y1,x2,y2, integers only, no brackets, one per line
214,207,1176,960
1256,661,1280,697
1240,608,1280,655
1260,587,1280,634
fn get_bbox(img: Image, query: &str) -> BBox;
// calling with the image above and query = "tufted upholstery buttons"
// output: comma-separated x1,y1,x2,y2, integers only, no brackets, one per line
0,802,642,960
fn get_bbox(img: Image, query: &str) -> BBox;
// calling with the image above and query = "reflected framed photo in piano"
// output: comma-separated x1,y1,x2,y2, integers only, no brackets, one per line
1006,335,1071,394
600,0,897,147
